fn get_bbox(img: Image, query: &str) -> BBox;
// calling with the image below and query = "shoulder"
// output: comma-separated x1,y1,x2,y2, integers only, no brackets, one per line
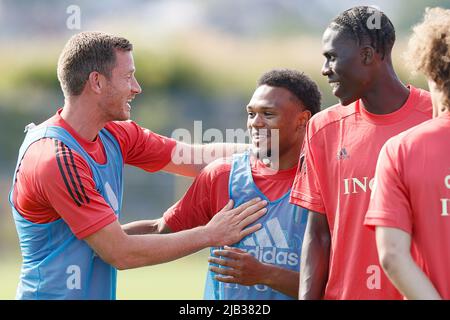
104,121,176,159
382,117,440,167
21,138,91,184
107,120,176,144
411,85,431,103
39,138,91,172
105,120,171,140
388,116,440,149
410,85,433,115
22,138,56,174
104,120,145,138
307,102,356,138
200,157,233,181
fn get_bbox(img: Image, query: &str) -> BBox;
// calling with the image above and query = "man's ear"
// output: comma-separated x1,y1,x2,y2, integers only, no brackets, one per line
87,71,105,94
361,46,375,65
298,109,312,128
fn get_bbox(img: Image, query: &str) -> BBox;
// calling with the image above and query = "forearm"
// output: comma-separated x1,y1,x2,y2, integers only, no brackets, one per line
299,212,331,300
299,237,329,299
193,143,250,170
122,218,171,235
166,142,250,176
203,143,249,158
382,253,441,300
262,264,299,298
116,226,211,270
122,220,159,235
89,199,267,272
376,226,441,300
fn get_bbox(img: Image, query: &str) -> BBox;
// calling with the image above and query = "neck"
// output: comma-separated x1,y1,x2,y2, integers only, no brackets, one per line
360,64,410,115
259,143,301,171
60,96,106,141
436,106,450,118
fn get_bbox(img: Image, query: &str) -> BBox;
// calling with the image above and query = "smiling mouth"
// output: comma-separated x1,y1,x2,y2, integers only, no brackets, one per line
252,134,270,140
329,82,340,90
126,98,134,110
252,135,271,150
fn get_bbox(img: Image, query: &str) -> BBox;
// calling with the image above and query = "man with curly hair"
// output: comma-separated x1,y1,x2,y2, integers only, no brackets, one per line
124,69,321,299
365,7,450,300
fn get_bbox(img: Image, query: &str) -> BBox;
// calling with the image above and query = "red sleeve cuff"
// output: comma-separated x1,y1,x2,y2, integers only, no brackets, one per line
289,191,326,214
364,212,412,235
162,211,184,232
75,214,118,239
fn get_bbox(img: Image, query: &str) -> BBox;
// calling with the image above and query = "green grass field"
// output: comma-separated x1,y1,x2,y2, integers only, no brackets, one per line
0,249,210,300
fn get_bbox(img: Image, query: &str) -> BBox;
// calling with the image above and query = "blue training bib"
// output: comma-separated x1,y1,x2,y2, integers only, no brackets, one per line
9,125,123,300
203,152,307,300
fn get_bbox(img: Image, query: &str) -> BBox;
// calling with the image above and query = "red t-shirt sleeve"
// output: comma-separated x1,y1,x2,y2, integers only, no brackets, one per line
163,159,231,232
14,139,117,239
289,123,326,214
364,138,413,234
45,140,118,239
106,121,177,172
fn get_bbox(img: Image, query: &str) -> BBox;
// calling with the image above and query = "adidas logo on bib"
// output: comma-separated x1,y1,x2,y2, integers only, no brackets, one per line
241,218,299,266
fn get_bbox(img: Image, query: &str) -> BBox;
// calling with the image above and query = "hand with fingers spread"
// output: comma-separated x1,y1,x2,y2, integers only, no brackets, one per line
208,246,266,286
205,198,267,247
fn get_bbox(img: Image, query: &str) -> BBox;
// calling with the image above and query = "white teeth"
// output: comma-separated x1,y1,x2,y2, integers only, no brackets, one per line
330,82,340,89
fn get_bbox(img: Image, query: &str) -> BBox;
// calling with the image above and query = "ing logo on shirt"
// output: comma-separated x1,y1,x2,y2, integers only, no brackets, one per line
343,176,375,195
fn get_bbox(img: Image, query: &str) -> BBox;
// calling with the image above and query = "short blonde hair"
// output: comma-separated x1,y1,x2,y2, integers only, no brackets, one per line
406,7,450,110
57,31,132,97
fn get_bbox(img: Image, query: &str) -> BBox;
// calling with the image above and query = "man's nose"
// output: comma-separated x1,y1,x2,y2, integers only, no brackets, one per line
250,114,265,127
321,60,332,77
132,77,142,94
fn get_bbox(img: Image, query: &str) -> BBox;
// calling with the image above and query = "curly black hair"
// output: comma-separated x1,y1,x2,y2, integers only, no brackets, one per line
406,7,450,110
329,6,396,60
257,69,322,115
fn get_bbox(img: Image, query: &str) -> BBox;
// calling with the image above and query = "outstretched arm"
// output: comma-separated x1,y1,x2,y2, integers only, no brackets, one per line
299,210,330,300
209,246,299,298
86,198,267,270
376,226,441,300
122,218,172,235
163,142,249,177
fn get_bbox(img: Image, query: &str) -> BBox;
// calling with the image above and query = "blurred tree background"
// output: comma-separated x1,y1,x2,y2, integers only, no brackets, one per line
0,0,448,299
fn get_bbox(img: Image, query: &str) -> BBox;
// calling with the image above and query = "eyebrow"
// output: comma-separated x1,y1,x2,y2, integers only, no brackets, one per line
246,105,277,110
323,50,336,56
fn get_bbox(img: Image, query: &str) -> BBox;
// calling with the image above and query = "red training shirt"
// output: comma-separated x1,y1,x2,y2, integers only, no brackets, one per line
289,86,432,299
13,109,177,239
163,156,297,231
365,112,450,299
